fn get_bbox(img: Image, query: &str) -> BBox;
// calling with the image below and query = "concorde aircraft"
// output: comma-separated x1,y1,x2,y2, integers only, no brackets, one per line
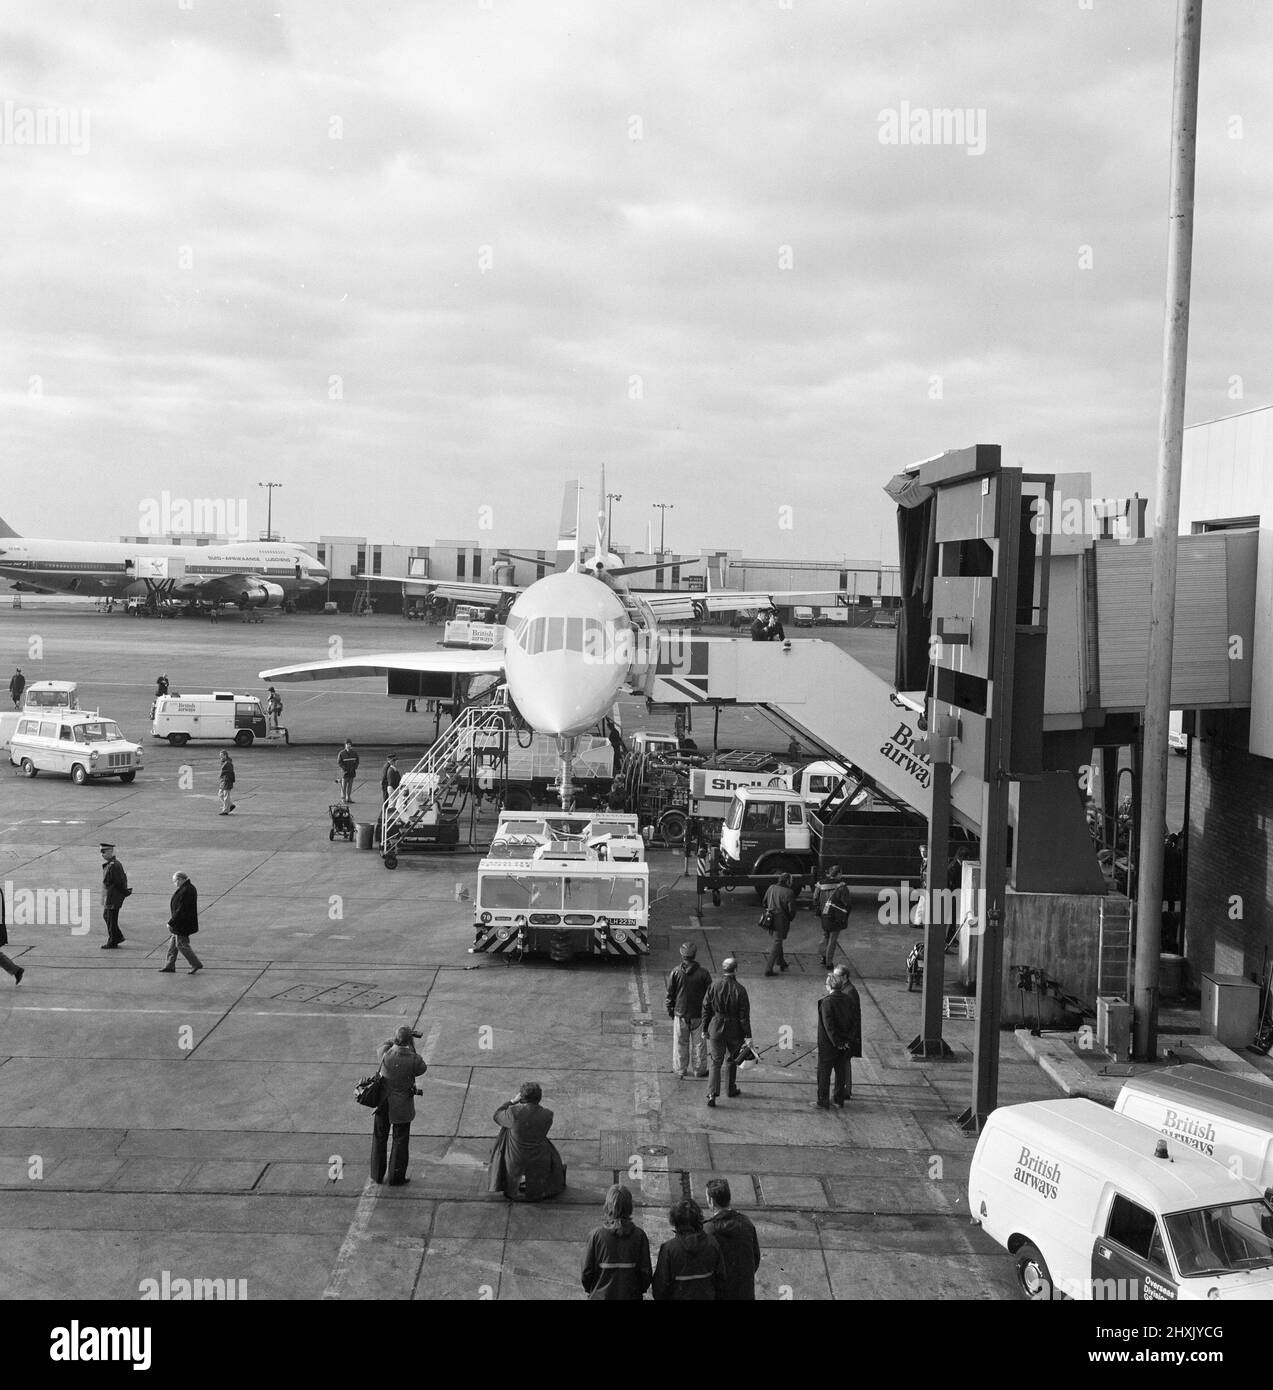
261,474,833,805
0,514,328,609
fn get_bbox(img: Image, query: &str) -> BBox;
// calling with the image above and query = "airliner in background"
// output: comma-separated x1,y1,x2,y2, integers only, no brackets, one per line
0,515,328,609
262,472,834,804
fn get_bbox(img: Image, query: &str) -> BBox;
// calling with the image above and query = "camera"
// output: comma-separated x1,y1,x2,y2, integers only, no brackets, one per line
413,1087,423,1096
410,1030,423,1040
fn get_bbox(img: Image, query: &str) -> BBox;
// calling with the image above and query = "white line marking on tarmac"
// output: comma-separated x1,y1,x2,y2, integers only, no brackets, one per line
11,1007,419,1020
628,959,669,1204
322,1017,443,1301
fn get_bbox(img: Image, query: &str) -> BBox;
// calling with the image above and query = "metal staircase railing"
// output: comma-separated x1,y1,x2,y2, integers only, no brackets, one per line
381,699,512,859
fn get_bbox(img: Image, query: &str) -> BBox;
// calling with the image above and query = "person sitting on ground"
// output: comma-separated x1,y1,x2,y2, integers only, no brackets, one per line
488,1081,566,1202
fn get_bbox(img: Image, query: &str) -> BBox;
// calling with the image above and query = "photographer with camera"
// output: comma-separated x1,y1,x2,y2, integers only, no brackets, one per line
371,1025,427,1187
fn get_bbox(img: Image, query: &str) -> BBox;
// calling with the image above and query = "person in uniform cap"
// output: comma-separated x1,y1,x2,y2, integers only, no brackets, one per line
99,843,128,948
666,941,712,1081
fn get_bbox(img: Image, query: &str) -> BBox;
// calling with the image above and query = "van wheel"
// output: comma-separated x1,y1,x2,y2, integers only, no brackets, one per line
234,730,254,747
20,757,38,777
71,764,88,785
1014,1242,1056,1300
168,733,190,747
118,771,136,783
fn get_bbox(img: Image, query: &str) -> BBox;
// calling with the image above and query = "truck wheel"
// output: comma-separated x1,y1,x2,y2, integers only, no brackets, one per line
659,810,688,845
118,771,137,783
234,730,254,747
168,733,190,747
71,764,88,785
1014,1242,1056,1301
20,757,38,777
505,787,533,812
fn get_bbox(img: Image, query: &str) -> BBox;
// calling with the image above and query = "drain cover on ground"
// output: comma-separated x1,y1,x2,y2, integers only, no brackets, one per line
271,982,397,1008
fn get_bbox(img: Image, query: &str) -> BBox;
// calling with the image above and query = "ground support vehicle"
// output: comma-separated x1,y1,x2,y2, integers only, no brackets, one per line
471,810,649,960
9,709,143,784
151,692,287,747
0,681,81,748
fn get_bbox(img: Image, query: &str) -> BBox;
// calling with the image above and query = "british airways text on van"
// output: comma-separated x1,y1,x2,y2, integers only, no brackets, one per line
1115,1064,1273,1189
969,1098,1273,1300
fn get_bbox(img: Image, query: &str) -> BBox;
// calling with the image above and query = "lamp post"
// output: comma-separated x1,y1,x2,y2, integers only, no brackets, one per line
606,492,622,545
652,502,673,556
259,482,283,542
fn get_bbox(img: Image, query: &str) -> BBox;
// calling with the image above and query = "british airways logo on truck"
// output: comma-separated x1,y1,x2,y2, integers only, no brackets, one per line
1161,1108,1217,1157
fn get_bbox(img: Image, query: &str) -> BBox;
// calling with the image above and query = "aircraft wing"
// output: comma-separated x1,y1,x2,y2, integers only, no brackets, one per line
180,571,295,601
355,574,522,603
642,589,839,621
260,649,506,683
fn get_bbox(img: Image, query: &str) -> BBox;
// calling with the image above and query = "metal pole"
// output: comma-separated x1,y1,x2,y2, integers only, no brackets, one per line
1133,0,1202,1063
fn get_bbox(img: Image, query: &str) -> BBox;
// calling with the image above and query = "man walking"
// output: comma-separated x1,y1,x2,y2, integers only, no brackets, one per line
337,739,359,802
217,751,236,815
703,1179,761,1299
1,886,25,984
762,871,798,976
666,941,711,1080
9,666,25,708
701,958,752,1108
158,871,203,975
813,864,852,969
816,965,863,1106
371,1026,428,1186
99,842,128,949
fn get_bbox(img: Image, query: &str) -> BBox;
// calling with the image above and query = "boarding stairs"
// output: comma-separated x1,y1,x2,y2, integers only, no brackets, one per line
381,699,513,860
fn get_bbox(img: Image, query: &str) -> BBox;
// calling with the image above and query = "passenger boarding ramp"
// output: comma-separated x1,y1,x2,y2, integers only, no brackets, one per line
647,636,983,832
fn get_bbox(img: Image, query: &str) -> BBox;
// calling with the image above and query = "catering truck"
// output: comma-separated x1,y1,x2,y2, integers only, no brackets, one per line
470,810,649,961
969,1098,1273,1301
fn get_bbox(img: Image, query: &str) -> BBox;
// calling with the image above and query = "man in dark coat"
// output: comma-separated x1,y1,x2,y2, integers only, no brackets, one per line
666,941,712,1079
701,958,752,1107
489,1081,566,1201
703,1179,761,1299
9,667,24,708
217,751,236,815
337,739,359,802
762,872,798,976
0,885,24,984
158,872,203,974
652,1199,725,1300
99,842,128,948
581,1184,653,1301
377,753,402,845
821,965,864,1104
813,864,852,969
372,1026,428,1185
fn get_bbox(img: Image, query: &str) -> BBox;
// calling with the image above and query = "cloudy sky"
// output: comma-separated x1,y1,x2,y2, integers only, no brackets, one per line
2,0,1269,566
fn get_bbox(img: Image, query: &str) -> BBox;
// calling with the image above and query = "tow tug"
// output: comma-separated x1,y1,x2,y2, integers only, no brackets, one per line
470,809,649,960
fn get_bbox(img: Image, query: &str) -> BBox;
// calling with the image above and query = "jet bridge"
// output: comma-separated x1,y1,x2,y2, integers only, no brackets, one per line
647,635,983,832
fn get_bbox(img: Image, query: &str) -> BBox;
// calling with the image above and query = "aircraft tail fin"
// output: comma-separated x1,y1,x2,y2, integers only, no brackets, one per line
0,516,19,538
556,480,581,566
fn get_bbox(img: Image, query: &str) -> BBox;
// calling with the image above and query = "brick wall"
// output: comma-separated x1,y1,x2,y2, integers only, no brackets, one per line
1186,711,1273,985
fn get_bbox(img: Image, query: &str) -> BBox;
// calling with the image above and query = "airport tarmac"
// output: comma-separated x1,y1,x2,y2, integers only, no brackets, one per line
0,607,1085,1300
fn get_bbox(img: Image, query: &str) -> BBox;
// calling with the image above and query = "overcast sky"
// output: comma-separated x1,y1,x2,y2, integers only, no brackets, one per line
2,0,1269,566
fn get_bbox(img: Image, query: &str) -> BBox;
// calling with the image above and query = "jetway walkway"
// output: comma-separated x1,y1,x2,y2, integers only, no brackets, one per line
647,636,982,832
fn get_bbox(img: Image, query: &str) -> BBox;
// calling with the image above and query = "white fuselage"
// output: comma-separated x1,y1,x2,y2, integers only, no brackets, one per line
0,535,328,600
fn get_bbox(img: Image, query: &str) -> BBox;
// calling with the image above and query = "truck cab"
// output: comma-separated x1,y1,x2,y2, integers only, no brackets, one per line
719,787,813,878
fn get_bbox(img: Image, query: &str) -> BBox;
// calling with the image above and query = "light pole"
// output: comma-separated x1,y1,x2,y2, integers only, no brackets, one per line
606,492,622,545
259,482,283,542
652,502,673,556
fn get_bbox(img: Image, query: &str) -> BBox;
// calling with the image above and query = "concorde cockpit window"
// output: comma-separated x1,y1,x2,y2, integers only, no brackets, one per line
527,617,546,654
1164,1201,1273,1277
565,617,583,653
546,616,564,652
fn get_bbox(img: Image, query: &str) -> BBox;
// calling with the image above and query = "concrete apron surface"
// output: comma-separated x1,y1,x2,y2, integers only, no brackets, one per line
0,608,1065,1300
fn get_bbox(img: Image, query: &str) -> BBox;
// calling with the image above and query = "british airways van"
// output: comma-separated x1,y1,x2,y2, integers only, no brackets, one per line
969,1099,1273,1300
1115,1065,1273,1189
151,692,269,747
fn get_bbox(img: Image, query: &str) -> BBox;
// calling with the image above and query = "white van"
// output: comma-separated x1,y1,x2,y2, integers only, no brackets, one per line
969,1098,1273,1300
793,606,816,627
0,680,81,749
1115,1065,1273,1188
9,710,143,784
151,692,270,747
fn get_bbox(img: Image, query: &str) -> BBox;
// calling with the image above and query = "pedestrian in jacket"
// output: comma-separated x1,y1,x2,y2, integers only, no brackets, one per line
666,941,712,1080
0,885,24,984
652,1199,725,1300
99,842,128,948
762,872,799,976
818,966,863,1105
813,865,852,969
371,1026,428,1185
9,667,24,708
158,872,203,974
337,740,359,802
155,673,170,699
488,1081,567,1201
377,753,402,846
581,1184,653,1300
703,1179,761,1299
216,751,237,815
265,686,283,731
701,958,752,1107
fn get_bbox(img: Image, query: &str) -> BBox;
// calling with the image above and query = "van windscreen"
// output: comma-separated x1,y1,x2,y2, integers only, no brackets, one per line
1165,1200,1273,1277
